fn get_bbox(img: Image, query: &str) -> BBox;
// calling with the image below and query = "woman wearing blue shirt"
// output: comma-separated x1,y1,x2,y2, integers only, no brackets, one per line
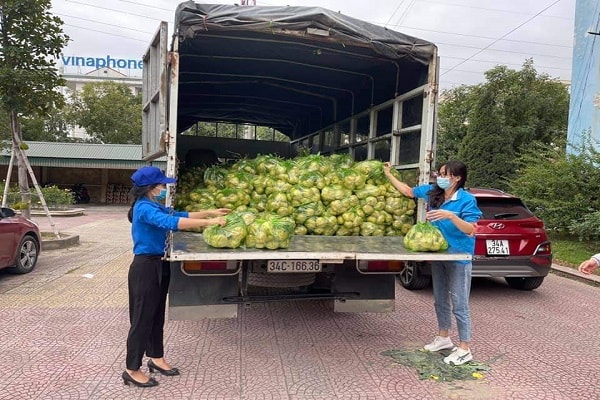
122,166,230,387
383,161,481,366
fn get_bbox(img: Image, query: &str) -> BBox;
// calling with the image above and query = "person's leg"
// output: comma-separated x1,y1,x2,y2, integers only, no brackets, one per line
126,257,161,380
424,262,455,351
431,261,452,333
447,261,472,348
443,261,474,366
147,261,175,370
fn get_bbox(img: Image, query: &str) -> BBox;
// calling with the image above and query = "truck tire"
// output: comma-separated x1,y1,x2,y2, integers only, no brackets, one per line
247,271,316,288
505,276,545,291
398,261,431,290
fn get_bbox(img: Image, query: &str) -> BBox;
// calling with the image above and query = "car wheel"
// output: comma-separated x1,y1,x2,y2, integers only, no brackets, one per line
398,262,431,290
9,235,40,274
505,276,545,291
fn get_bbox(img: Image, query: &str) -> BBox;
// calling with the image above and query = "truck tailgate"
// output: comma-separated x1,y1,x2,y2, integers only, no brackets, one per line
170,232,471,262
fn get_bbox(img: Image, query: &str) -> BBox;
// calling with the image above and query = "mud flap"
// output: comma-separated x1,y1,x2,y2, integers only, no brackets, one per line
332,265,396,313
168,262,239,319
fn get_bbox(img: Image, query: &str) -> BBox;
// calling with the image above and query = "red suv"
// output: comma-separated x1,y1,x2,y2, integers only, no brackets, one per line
399,188,552,291
0,207,41,274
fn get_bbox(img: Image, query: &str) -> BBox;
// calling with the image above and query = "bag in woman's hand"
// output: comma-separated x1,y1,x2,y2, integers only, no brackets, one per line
403,222,449,252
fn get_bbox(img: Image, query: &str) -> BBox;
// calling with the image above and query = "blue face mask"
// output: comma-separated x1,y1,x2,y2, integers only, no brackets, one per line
154,188,167,202
436,177,451,189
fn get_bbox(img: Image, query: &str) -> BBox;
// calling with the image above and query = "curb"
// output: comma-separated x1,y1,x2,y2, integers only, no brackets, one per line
551,263,600,284
31,208,86,217
41,233,80,250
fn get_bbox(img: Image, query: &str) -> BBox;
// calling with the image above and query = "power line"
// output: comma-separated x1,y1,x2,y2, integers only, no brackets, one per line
417,0,571,20
441,0,564,77
388,23,573,49
63,23,150,43
57,12,154,36
62,0,166,22
384,0,406,28
442,56,571,71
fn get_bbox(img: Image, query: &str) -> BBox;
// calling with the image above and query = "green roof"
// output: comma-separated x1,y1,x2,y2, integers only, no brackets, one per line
0,142,166,169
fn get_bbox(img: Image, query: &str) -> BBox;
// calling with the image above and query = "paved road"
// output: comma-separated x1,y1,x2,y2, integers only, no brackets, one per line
0,206,599,399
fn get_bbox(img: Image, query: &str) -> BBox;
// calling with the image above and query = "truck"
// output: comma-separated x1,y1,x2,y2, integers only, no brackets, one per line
141,1,471,320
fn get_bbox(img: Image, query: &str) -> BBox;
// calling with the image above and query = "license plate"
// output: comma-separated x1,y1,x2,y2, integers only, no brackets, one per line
266,260,321,273
486,239,510,255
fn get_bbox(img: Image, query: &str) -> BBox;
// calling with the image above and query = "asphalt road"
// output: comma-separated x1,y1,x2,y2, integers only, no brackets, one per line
0,206,598,400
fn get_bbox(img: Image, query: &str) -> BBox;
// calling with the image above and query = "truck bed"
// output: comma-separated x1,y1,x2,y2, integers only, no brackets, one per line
170,232,471,262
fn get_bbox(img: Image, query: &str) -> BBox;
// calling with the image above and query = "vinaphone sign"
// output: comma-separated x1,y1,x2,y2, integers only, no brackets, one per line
61,55,142,70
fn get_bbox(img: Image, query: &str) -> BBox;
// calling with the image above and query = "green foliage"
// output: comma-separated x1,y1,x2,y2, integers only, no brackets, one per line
0,183,75,210
381,348,493,382
67,81,142,144
569,212,600,241
509,137,600,231
457,88,515,190
437,59,569,190
20,108,72,142
0,0,69,117
549,232,598,271
182,122,289,142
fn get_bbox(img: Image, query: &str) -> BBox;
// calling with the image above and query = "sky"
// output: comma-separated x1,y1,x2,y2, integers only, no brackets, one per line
50,0,576,91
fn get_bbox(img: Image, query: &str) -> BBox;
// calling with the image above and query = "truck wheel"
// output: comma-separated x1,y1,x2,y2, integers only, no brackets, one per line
398,262,431,290
248,272,315,288
505,276,545,291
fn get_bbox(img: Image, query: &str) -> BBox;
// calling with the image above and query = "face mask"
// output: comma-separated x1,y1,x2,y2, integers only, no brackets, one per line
153,188,167,202
436,177,451,189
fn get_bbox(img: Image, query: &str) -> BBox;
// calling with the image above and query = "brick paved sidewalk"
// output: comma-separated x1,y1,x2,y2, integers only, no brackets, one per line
0,206,598,399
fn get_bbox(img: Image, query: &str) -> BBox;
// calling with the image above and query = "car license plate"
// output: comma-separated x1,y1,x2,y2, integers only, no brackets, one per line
486,239,510,255
267,260,321,273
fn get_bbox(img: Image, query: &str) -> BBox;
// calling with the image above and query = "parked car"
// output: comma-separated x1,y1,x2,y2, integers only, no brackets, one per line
0,207,41,274
398,188,552,291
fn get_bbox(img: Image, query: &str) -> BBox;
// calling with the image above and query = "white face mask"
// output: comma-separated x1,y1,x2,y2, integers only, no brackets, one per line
436,176,451,189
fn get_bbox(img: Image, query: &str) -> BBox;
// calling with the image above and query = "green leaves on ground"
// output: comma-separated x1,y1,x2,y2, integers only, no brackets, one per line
381,348,496,382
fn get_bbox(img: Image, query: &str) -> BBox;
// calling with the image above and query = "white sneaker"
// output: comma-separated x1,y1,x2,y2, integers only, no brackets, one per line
443,347,473,365
423,336,454,352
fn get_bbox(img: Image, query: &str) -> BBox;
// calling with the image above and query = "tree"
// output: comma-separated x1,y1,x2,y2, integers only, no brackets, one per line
436,85,475,163
509,135,600,232
67,81,142,144
437,60,570,190
0,0,69,217
20,107,72,142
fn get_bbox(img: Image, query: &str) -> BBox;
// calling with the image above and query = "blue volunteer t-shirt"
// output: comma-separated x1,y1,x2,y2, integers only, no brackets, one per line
131,198,189,256
412,184,482,260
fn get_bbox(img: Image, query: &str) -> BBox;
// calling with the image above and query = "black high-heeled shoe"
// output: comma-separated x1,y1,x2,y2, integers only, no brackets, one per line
148,359,180,376
121,371,158,387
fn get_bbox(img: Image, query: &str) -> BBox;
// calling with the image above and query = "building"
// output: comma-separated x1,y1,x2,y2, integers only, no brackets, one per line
0,142,165,204
567,0,600,150
61,67,142,140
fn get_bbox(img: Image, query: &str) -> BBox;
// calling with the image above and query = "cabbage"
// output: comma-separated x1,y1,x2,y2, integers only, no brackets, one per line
203,213,248,248
403,222,449,252
246,213,295,249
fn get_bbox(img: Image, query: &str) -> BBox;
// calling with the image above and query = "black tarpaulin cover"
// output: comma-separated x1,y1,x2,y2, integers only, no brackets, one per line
172,2,437,139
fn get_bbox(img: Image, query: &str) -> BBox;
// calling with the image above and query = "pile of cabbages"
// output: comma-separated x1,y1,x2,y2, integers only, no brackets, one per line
175,154,417,249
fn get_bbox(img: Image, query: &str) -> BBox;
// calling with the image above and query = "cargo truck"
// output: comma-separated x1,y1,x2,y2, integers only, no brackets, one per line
141,1,471,320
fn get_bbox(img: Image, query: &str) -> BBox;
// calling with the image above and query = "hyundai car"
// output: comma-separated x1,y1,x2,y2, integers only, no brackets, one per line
398,188,552,291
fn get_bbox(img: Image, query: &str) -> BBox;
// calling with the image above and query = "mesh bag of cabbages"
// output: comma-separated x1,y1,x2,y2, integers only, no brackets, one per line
403,222,449,252
203,211,295,249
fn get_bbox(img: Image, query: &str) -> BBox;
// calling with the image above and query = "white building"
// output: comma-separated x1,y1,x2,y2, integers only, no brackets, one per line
60,67,142,140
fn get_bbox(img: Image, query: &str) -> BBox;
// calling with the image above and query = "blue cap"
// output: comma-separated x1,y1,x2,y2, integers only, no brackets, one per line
131,166,176,186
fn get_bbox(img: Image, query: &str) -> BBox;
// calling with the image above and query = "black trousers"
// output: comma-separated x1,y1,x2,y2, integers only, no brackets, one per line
126,255,170,370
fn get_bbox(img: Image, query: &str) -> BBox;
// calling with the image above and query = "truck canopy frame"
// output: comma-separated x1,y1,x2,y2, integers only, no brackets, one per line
172,2,437,140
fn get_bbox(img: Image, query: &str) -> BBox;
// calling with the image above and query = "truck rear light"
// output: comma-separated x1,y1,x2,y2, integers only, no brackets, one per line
358,260,403,272
183,261,234,272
